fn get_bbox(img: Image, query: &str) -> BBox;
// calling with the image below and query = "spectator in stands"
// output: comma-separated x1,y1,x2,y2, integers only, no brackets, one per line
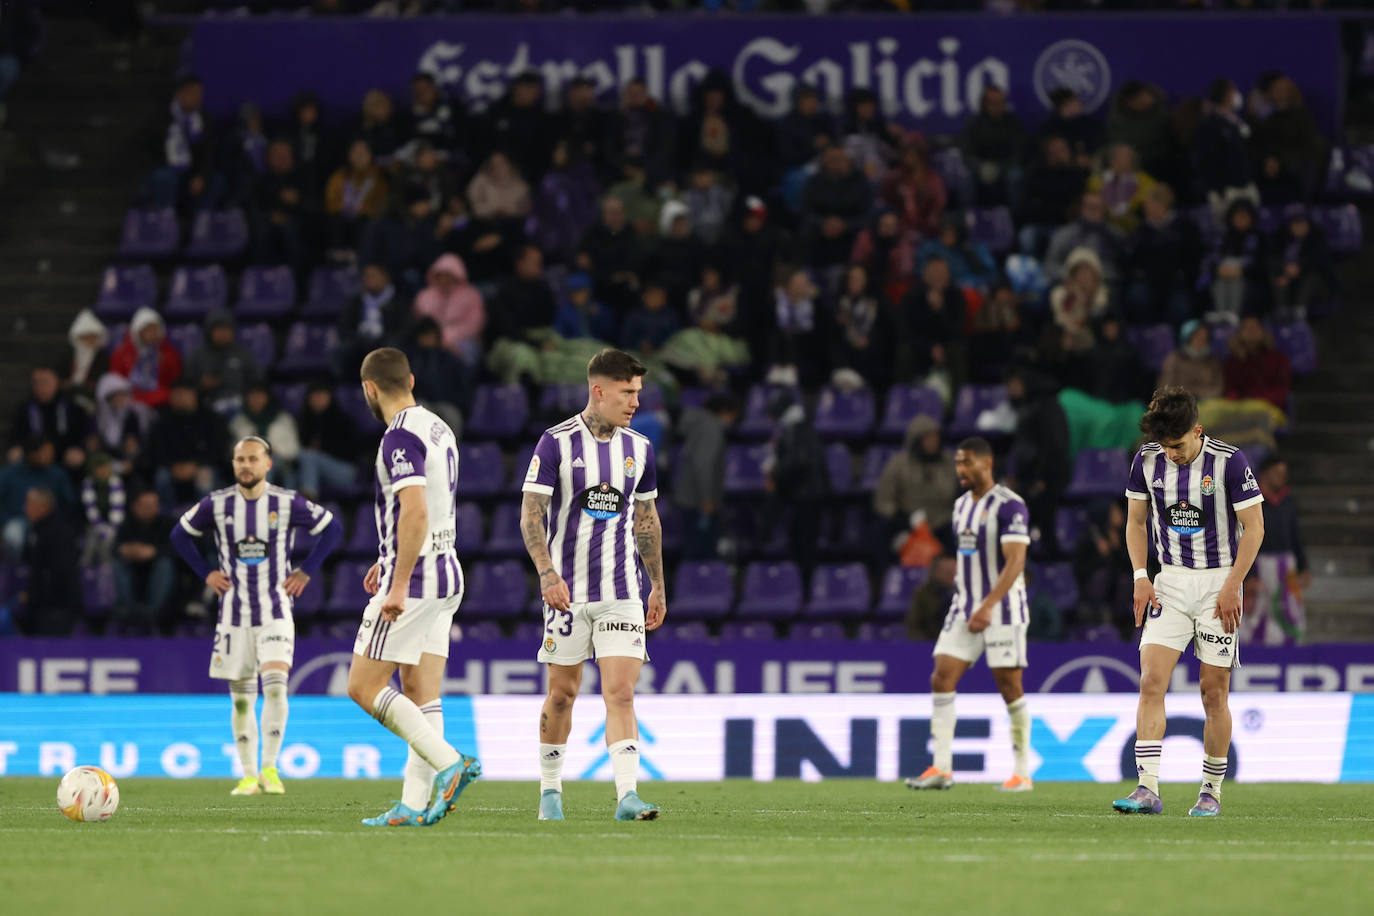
1124,183,1201,327
404,317,470,436
1194,77,1258,218
880,132,946,238
80,452,125,566
608,156,662,239
1050,246,1110,353
250,139,309,280
1206,198,1271,324
674,393,739,561
684,162,734,247
678,69,760,182
184,309,263,416
801,145,872,267
969,281,1029,384
578,195,641,317
334,263,408,379
1018,135,1090,257
874,414,957,549
776,84,834,171
620,282,680,357
287,91,330,195
483,72,550,181
1251,75,1324,206
222,102,269,205
1073,500,1133,639
1273,203,1334,317
767,267,821,387
1087,143,1156,235
1044,190,1123,285
850,209,918,287
1157,320,1223,400
1224,315,1292,410
488,245,557,344
959,83,1025,209
0,437,77,557
1255,452,1311,608
112,489,175,636
356,88,401,161
296,381,359,500
1006,367,1070,554
529,138,601,266
146,381,225,510
438,191,511,286
643,201,705,310
403,72,460,155
906,554,957,640
603,77,675,186
325,138,390,253
413,253,486,363
467,150,532,228
148,74,222,213
395,142,460,215
900,255,966,387
917,215,997,290
16,487,80,637
722,196,790,369
1105,80,1180,191
92,373,153,470
555,272,617,342
229,384,300,485
686,265,740,338
554,76,608,170
826,262,893,389
763,390,828,576
57,309,110,413
1041,88,1100,167
359,184,442,295
7,366,87,469
1085,311,1149,405
841,88,901,176
110,307,183,409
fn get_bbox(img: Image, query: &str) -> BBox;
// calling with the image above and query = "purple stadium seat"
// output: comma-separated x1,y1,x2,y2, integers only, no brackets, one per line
456,501,485,555
656,620,711,642
463,561,529,617
1127,324,1176,372
817,506,865,559
344,510,380,557
671,561,734,619
531,384,585,434
1055,507,1090,554
273,383,306,418
508,621,544,642
236,265,297,321
326,560,374,616
334,385,380,433
238,322,275,367
301,266,360,320
166,324,204,359
825,443,853,494
1274,321,1317,375
737,384,799,439
1032,562,1079,614
485,502,524,556
164,265,228,319
1064,449,1130,501
278,323,337,377
876,565,928,618
879,384,944,440
458,442,505,498
718,621,778,642
467,384,530,440
725,504,788,559
724,444,770,495
118,208,179,259
814,385,876,439
805,562,871,617
95,264,157,320
1313,204,1363,254
855,622,912,642
736,561,804,619
184,208,249,261
947,384,1009,440
966,207,1015,255
791,622,847,642
859,444,899,492
457,621,505,642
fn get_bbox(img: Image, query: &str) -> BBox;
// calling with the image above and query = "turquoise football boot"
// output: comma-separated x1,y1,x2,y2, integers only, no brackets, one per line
424,754,482,825
613,791,660,821
361,801,427,827
538,789,564,821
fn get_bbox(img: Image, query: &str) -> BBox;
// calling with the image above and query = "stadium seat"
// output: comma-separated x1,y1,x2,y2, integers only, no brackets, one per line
80,565,115,617
876,565,928,618
467,384,530,439
859,444,899,491
725,504,788,559
967,207,1015,254
458,442,506,498
532,383,585,432
791,621,847,642
737,384,799,439
824,443,854,494
736,561,804,618
455,501,485,555
301,265,359,320
326,560,374,616
118,207,179,259
1274,321,1317,375
855,622,911,642
656,620,711,642
334,385,380,432
166,324,204,359
805,562,871,617
814,385,876,439
277,323,337,377
238,322,275,367
164,265,228,319
273,383,306,418
1033,562,1079,614
458,621,505,643
344,509,380,557
724,444,770,495
184,208,249,261
462,560,529,617
1064,449,1131,501
484,502,524,556
235,265,297,321
718,621,778,642
879,384,944,440
816,506,866,559
1314,203,1363,253
95,264,157,320
671,561,734,619
1126,324,1175,372
1055,506,1090,554
510,621,546,642
947,384,1010,440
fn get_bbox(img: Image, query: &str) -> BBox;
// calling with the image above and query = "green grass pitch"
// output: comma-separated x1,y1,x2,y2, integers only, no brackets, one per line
2,779,1370,915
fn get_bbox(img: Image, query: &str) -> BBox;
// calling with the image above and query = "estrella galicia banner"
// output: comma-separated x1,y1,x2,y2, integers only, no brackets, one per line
186,15,1342,134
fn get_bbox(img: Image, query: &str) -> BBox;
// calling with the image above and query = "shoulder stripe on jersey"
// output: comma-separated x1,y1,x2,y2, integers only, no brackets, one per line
548,417,580,436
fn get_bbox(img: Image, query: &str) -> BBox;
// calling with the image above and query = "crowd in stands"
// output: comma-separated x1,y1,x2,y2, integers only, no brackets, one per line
1,48,1333,644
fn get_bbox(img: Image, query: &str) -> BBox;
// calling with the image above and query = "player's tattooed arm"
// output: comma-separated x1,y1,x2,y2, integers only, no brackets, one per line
521,491,554,577
634,498,666,593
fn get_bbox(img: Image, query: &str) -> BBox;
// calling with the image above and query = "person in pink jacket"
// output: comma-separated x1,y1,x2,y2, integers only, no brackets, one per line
413,253,486,363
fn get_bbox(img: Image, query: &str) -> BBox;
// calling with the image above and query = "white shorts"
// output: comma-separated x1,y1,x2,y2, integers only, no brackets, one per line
353,594,460,665
1141,566,1240,668
932,612,1028,669
537,599,649,666
209,616,295,680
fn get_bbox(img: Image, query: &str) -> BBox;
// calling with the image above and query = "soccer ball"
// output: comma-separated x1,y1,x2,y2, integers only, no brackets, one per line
57,766,120,822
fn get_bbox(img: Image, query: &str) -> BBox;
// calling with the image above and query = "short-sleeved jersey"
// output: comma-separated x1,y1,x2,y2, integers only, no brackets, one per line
374,404,462,599
179,484,334,627
950,484,1031,625
521,414,658,604
1126,435,1262,570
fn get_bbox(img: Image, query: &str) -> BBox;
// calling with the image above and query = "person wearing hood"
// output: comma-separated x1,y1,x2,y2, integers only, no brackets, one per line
674,393,740,560
1005,367,1070,554
92,372,154,467
641,200,704,310
1044,190,1124,285
917,215,998,290
850,208,919,287
873,415,957,548
228,384,301,485
110,306,183,408
335,263,411,379
763,391,829,577
1157,320,1223,400
413,252,486,362
57,308,109,411
7,366,88,467
802,145,873,267
1206,198,1272,324
184,309,263,415
1050,246,1111,353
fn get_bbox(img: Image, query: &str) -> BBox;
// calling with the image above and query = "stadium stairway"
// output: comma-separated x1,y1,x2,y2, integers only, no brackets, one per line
0,15,182,422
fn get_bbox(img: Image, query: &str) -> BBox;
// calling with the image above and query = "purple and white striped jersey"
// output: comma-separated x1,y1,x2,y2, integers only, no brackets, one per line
950,484,1032,625
179,485,334,627
1126,435,1263,570
521,414,658,604
374,404,463,599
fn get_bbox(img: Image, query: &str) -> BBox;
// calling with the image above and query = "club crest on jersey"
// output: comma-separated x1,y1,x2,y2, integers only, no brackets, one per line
1166,500,1204,536
1200,475,1216,496
580,482,624,520
268,510,285,529
235,535,268,565
623,456,637,478
429,421,446,445
390,447,414,477
544,637,556,653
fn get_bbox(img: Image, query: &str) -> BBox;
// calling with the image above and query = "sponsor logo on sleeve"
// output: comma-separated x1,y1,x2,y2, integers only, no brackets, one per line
526,455,541,483
1241,466,1259,493
390,448,415,478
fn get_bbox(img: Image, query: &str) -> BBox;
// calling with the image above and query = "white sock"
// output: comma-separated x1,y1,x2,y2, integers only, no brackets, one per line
229,678,258,779
540,743,567,793
401,700,445,810
259,671,289,771
931,692,956,773
1007,696,1030,779
371,686,461,772
1202,754,1227,800
1135,739,1163,794
608,738,639,801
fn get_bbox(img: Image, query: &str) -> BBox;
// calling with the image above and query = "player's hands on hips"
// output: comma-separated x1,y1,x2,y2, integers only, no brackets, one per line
283,569,310,598
205,570,232,596
646,587,667,631
540,568,571,611
1214,586,1242,634
1133,577,1159,627
967,604,993,634
363,562,381,595
381,584,407,622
